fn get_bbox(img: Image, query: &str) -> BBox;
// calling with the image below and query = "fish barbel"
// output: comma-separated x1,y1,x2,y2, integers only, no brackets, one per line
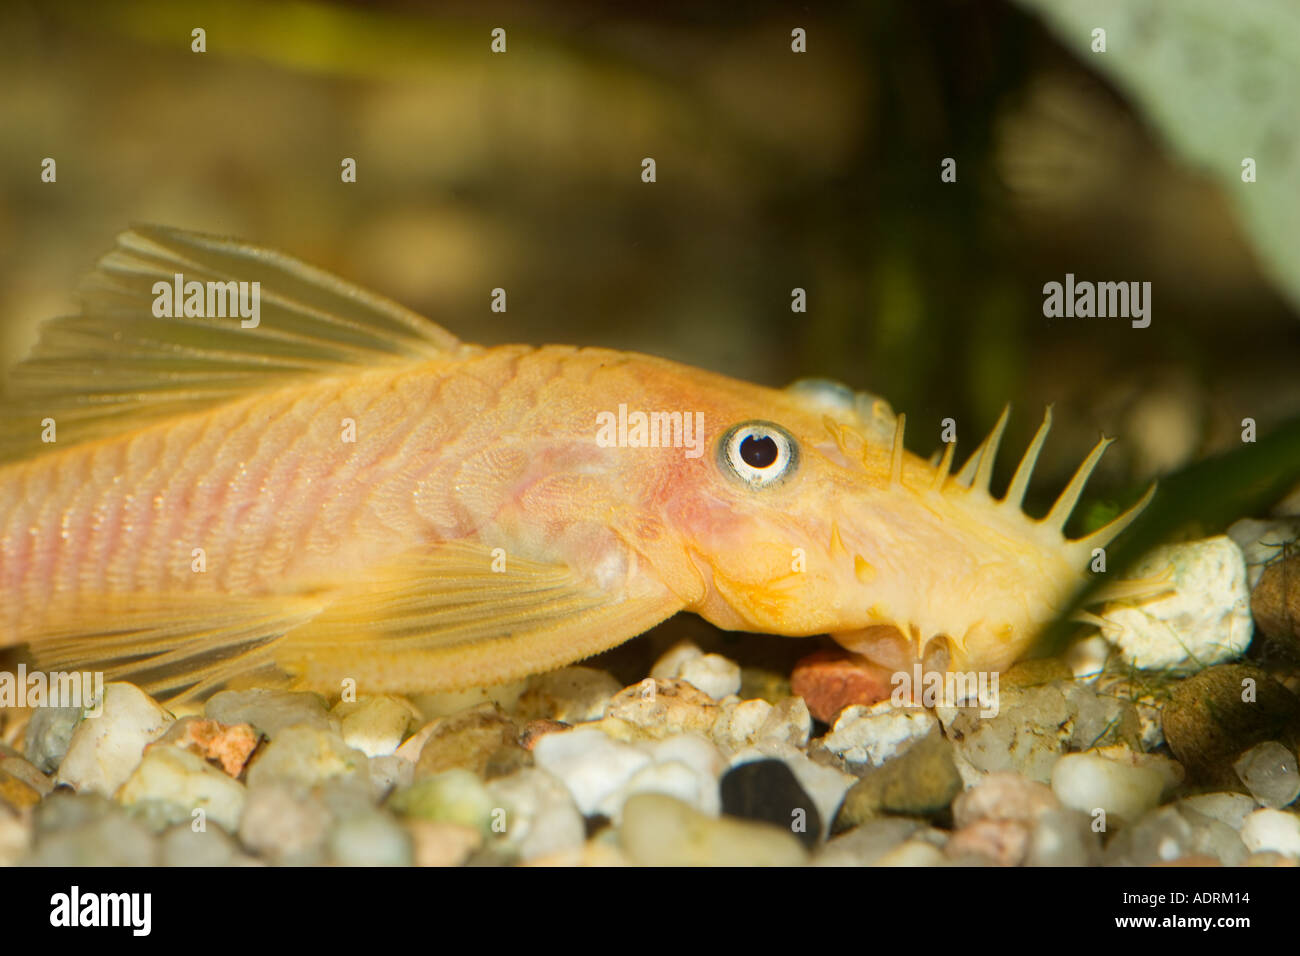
0,226,1157,700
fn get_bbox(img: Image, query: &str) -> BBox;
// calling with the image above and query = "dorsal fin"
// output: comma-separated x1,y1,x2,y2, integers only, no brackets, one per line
1,225,466,462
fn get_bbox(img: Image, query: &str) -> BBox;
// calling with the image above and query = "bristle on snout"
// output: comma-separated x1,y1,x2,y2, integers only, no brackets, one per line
942,405,1154,550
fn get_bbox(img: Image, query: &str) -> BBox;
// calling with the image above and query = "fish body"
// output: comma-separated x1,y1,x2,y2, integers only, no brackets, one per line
0,227,1154,699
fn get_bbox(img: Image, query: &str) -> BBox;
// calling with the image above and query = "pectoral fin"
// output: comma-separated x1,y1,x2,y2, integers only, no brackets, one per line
26,542,681,702
275,541,685,694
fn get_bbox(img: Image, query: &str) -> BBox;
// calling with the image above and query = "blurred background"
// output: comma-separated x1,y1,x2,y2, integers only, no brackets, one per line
2,0,1299,523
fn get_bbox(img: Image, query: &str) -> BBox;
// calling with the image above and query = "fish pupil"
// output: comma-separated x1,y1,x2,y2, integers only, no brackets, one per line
740,434,778,468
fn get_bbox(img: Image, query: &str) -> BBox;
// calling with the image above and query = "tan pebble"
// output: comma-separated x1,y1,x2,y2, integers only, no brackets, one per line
1151,854,1222,867
407,820,483,866
0,770,41,810
524,840,631,867
415,704,517,777
1252,556,1300,645
601,679,718,739
0,756,53,797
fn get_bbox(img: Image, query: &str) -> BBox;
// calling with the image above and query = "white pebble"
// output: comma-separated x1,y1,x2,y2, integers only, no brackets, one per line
1239,809,1300,857
823,701,936,767
761,697,813,749
1098,536,1252,673
1178,792,1259,831
599,760,720,821
486,768,586,862
1065,634,1111,680
1050,752,1166,824
712,698,775,752
677,654,742,700
649,640,704,680
644,733,728,780
57,683,174,797
531,728,651,816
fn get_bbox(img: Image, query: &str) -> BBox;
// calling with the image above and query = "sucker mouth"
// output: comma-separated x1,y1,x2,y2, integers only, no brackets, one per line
831,623,952,675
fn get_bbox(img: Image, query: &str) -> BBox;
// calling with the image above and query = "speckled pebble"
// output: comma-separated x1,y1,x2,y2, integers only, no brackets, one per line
714,696,812,755
1161,663,1300,786
711,698,774,752
823,701,936,768
601,678,719,740
762,697,813,749
56,682,174,797
941,681,1140,784
205,688,332,739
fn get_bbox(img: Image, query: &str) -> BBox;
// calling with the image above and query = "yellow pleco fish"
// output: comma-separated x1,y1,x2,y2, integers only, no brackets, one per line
0,226,1158,701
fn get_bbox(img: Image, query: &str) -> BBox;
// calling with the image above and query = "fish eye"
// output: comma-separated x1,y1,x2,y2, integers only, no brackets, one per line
718,421,798,488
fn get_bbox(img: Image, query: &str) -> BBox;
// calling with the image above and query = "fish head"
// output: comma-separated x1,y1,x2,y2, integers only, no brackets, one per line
650,374,1117,677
